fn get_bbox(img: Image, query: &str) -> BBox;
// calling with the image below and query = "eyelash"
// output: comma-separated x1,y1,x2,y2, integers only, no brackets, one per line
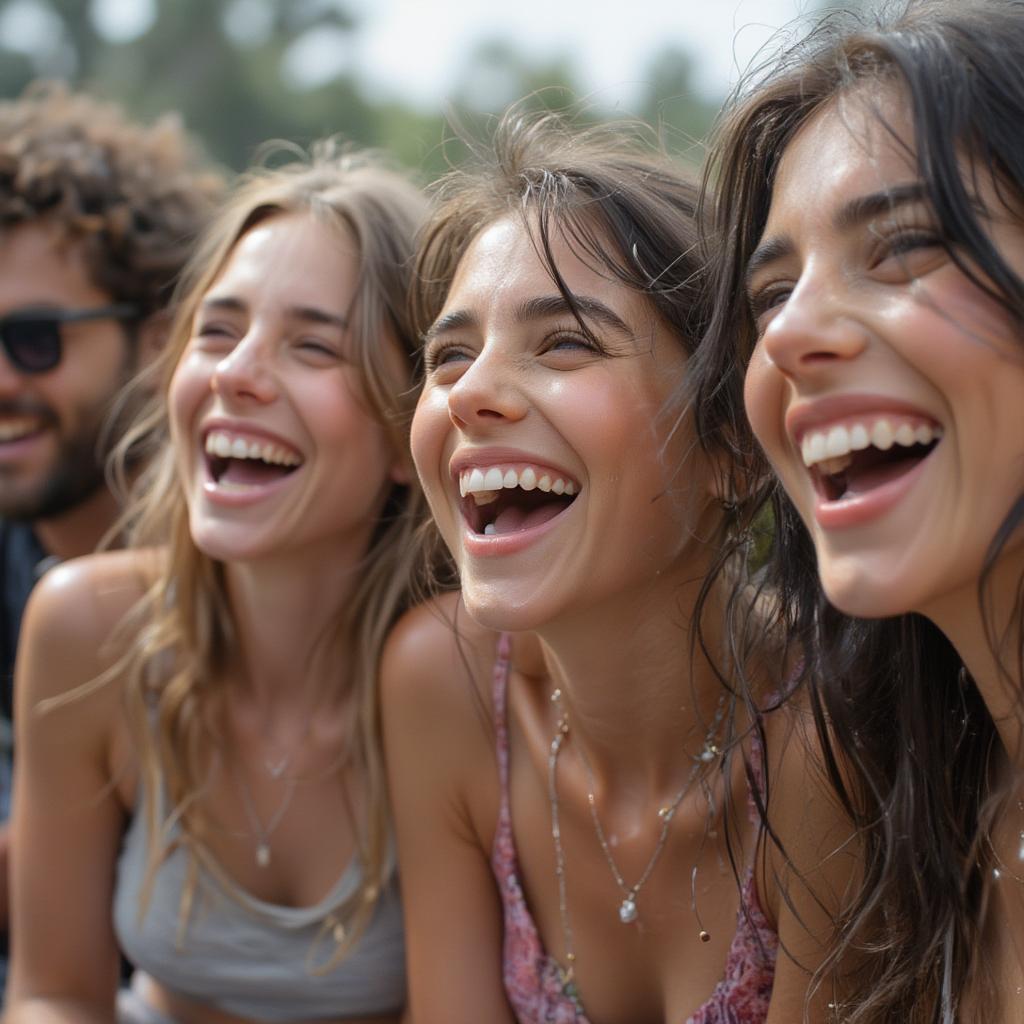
544,329,604,355
747,227,947,320
876,228,943,261
747,284,789,322
297,338,339,357
422,340,469,373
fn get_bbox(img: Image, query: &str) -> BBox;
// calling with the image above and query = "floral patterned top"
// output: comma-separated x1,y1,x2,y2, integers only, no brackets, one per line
490,634,779,1024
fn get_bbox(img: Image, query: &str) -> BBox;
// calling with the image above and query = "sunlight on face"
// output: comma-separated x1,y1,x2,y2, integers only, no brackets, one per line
743,87,1024,621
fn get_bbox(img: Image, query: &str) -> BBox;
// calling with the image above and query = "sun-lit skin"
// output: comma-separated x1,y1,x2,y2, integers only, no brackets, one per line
169,212,404,571
743,88,1024,633
411,214,721,635
0,221,133,527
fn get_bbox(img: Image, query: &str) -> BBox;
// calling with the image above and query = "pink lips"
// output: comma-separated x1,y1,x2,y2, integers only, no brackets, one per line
462,507,568,556
812,447,935,529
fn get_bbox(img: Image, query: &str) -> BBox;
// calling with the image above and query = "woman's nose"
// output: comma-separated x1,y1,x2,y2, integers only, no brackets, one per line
446,350,528,432
759,275,868,378
210,332,278,404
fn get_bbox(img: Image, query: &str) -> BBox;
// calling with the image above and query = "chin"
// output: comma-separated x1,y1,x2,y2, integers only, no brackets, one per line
821,568,916,621
460,582,554,634
188,518,260,566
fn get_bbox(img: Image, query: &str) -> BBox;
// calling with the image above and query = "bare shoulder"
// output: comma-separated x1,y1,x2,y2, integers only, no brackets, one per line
757,679,860,946
381,592,506,843
18,547,160,709
381,591,501,723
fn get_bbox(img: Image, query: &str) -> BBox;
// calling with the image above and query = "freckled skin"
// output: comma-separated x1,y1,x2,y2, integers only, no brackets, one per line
411,215,716,633
744,90,1024,622
169,213,404,569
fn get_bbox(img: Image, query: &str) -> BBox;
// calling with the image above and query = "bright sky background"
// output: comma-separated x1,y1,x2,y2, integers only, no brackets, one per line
344,0,817,109
9,0,824,110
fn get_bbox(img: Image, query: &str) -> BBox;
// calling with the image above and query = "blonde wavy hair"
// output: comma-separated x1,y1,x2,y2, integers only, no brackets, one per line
105,142,430,969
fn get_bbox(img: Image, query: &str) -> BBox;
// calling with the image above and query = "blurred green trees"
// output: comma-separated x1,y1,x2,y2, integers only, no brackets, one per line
0,0,721,175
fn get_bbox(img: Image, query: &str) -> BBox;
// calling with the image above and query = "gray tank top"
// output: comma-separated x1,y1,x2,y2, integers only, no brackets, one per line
113,782,406,1021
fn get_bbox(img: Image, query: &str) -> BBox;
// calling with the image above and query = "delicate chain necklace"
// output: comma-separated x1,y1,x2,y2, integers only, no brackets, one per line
548,695,580,998
234,768,298,868
549,687,725,928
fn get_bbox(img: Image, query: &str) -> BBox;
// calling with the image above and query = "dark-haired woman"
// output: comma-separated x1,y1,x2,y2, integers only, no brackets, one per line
382,110,854,1024
704,0,1024,1019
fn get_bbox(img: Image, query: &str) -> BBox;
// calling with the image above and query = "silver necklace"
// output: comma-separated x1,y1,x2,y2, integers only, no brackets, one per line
550,687,725,927
548,696,581,999
234,768,298,868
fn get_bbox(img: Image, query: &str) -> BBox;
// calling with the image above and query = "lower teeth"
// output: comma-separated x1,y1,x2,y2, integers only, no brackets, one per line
483,523,496,536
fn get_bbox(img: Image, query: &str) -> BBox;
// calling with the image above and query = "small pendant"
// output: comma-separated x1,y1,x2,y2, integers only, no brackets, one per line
264,757,289,779
619,897,638,924
256,843,271,867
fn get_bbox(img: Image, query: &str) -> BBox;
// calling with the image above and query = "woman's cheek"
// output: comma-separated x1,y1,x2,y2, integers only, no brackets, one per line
743,343,785,459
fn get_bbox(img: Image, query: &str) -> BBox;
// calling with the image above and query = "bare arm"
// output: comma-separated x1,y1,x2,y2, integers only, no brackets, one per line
5,556,144,1022
761,698,862,1024
381,600,515,1024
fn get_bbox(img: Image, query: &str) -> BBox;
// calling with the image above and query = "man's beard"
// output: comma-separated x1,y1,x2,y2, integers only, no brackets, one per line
0,403,111,522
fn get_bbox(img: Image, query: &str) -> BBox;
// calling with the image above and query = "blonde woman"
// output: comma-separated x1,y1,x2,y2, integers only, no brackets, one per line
6,146,427,1024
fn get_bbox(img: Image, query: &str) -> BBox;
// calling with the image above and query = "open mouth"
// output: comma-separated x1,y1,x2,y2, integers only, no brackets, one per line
0,416,46,444
204,429,303,490
459,464,580,536
801,417,941,502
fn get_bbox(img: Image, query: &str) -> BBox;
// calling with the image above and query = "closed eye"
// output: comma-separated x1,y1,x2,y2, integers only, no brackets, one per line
423,340,474,374
872,230,947,280
544,330,603,355
296,338,341,360
193,320,240,352
747,282,793,327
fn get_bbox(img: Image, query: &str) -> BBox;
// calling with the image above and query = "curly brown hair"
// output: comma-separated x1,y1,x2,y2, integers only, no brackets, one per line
0,80,223,317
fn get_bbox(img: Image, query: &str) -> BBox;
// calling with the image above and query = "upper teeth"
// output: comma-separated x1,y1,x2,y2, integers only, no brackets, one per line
459,465,577,505
204,430,301,467
0,417,40,442
801,419,942,472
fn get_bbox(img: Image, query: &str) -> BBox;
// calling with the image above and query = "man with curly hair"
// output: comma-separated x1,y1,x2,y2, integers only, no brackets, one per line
0,81,221,974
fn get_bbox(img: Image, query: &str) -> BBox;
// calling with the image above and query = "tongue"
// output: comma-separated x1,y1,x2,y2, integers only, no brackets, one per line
219,458,291,486
490,500,566,535
842,454,923,498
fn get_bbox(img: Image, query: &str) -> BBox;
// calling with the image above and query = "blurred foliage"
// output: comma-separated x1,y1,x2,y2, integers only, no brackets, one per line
0,0,721,177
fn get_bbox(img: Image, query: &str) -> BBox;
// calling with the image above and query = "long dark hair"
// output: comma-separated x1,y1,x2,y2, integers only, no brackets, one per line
694,1,1024,1019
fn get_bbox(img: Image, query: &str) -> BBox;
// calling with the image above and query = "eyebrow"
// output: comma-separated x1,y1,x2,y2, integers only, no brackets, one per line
424,293,632,343
745,181,932,288
198,296,347,330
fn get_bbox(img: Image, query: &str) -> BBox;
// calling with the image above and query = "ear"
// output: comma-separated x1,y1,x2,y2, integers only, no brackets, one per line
135,309,173,371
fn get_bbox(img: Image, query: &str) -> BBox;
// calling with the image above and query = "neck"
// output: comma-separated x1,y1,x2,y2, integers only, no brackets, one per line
926,557,1024,763
533,561,730,796
222,536,370,716
32,485,121,560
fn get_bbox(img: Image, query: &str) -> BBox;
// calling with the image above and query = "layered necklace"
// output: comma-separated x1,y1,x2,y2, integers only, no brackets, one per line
231,709,314,868
547,686,726,982
234,767,298,868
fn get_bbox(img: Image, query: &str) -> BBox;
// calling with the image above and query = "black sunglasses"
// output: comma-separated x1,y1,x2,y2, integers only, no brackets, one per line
0,304,141,374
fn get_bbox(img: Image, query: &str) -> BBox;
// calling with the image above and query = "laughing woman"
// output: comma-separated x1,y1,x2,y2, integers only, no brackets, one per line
382,112,855,1024
703,0,1024,1019
6,148,427,1023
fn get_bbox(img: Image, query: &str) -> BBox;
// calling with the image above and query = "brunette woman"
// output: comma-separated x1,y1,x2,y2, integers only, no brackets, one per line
382,111,854,1024
7,146,427,1023
703,0,1024,1018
